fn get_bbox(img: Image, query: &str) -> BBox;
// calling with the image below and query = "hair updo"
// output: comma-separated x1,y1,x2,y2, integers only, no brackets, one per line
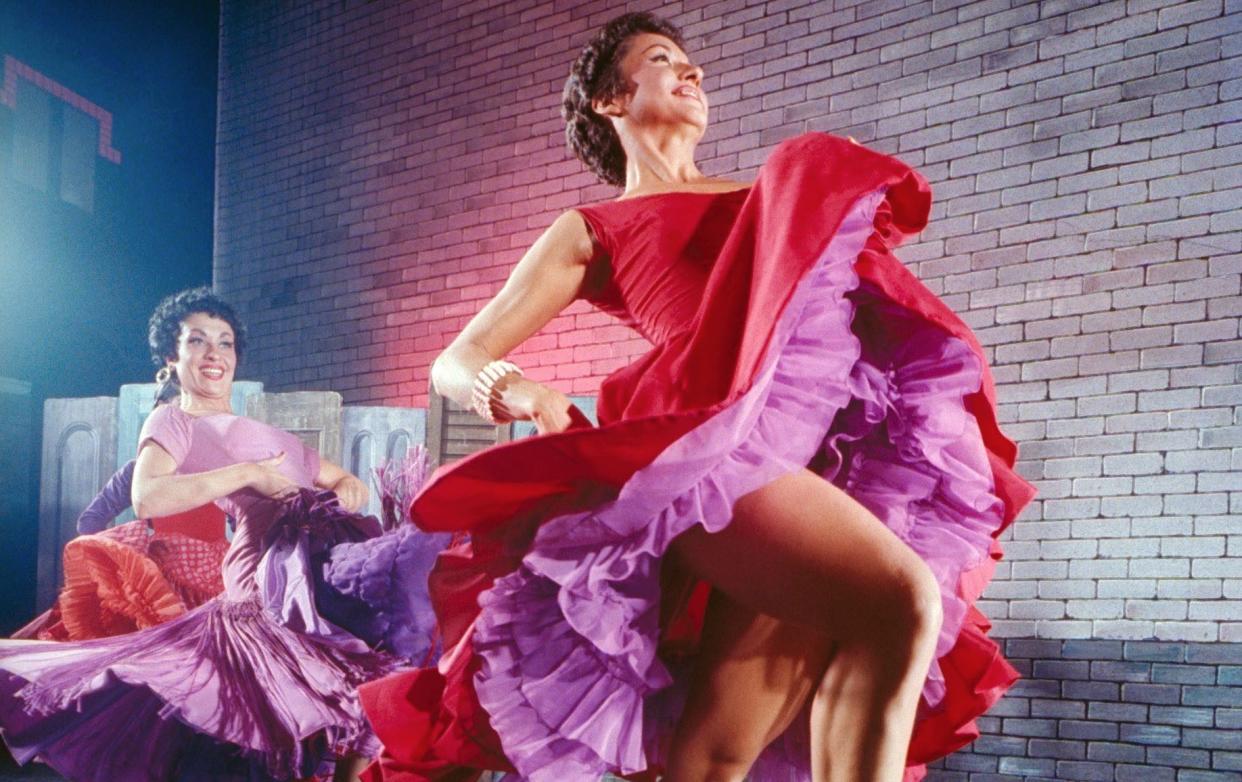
562,12,685,186
147,286,247,369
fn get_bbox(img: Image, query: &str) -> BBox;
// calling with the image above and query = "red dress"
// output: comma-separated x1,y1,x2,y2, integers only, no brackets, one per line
362,134,1035,782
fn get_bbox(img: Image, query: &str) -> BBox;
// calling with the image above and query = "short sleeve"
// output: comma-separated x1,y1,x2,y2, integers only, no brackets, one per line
573,205,612,259
571,206,616,305
138,405,192,465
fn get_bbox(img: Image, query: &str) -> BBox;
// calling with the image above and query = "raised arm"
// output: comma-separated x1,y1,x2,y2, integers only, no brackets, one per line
431,209,596,434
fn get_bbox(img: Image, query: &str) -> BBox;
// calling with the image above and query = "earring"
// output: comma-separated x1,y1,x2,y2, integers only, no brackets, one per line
155,366,174,385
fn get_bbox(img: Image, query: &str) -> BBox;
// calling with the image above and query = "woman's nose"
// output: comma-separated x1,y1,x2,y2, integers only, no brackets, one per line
680,63,703,85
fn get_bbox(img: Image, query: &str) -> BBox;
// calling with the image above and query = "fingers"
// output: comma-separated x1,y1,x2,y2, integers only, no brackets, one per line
533,405,573,435
339,481,367,513
328,476,368,512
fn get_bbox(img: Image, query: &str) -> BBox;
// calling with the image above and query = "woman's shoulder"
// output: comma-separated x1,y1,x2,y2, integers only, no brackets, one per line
138,403,197,462
142,403,188,433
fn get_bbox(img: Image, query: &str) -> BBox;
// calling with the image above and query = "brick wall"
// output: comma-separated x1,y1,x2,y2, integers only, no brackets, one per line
216,0,1240,776
930,640,1242,780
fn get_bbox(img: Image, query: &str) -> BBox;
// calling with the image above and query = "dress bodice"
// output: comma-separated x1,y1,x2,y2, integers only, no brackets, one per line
139,405,321,596
575,188,749,346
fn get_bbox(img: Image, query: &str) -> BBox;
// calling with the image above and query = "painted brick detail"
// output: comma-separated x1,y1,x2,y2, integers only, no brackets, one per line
928,640,1242,782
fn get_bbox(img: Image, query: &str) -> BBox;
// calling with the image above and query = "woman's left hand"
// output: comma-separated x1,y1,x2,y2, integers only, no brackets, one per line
331,475,369,513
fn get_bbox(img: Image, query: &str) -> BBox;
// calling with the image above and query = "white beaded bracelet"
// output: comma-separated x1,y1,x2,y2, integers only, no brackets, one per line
471,359,524,424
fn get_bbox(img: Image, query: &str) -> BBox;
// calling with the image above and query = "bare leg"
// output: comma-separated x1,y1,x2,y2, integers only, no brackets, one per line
664,591,835,782
811,632,937,782
664,469,942,782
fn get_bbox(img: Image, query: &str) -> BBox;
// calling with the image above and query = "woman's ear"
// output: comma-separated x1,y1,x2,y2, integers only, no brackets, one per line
592,93,625,119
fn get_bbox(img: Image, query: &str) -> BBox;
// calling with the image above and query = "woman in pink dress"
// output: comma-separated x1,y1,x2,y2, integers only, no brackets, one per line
360,12,1033,782
14,442,231,643
0,288,440,781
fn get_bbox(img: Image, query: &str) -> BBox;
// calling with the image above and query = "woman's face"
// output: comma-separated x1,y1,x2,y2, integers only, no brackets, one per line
605,33,707,133
167,312,236,403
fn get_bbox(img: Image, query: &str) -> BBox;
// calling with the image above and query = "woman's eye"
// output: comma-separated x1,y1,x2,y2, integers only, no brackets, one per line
652,54,669,62
188,337,202,344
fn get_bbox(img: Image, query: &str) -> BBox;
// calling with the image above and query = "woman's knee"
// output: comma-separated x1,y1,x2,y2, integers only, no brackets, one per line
871,555,943,650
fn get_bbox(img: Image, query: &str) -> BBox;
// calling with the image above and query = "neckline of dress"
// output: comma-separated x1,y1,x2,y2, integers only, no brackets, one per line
613,185,751,204
174,405,235,421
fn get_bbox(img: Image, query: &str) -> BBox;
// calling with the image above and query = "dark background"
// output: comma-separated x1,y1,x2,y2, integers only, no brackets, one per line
0,0,219,632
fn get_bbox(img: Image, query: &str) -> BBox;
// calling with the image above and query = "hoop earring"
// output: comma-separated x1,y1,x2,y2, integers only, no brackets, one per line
155,366,174,385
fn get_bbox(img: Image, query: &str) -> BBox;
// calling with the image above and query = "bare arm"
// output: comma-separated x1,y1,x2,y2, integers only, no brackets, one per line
131,441,295,519
431,209,596,432
315,459,368,513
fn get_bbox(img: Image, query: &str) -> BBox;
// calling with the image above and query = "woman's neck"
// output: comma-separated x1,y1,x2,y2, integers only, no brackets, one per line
179,393,232,417
620,127,705,193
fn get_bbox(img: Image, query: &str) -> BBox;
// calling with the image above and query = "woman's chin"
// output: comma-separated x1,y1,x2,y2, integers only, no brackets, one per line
186,381,234,400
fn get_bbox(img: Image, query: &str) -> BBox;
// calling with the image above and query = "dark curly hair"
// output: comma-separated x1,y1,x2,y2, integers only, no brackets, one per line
562,12,685,186
148,286,247,370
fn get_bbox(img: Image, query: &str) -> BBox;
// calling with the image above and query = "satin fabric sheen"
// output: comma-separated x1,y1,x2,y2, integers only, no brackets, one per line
0,407,407,780
360,134,1035,781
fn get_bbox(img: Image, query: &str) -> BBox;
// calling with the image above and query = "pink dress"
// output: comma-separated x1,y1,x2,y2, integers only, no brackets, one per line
0,405,431,781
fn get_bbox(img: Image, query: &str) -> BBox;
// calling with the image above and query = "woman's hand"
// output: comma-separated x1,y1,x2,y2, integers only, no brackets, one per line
502,377,574,434
329,474,369,513
314,459,369,513
248,453,300,501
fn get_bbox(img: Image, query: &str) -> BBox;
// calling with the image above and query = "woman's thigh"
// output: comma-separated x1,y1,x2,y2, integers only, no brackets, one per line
669,468,934,644
669,589,835,757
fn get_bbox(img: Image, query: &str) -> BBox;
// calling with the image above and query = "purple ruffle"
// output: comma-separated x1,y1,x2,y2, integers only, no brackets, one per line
318,523,450,665
258,488,383,653
470,189,1006,781
0,489,400,781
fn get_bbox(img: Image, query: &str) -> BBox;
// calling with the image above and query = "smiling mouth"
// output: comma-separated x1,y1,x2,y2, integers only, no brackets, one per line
673,86,702,103
200,367,226,380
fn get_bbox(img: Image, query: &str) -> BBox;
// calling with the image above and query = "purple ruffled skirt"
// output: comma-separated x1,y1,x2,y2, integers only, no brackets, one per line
0,490,445,781
468,190,1007,780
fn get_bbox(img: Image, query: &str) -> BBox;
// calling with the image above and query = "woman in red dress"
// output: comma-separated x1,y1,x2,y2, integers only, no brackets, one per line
362,12,1034,782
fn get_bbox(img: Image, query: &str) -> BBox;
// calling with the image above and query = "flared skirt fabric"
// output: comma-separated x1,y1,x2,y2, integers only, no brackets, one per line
0,494,405,782
14,520,229,643
362,181,1029,781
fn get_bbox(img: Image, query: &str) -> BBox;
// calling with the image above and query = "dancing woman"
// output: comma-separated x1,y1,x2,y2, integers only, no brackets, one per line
0,288,437,782
363,11,1034,782
14,385,232,643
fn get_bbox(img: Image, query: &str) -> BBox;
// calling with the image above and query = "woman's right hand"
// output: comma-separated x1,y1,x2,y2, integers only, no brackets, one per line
502,377,574,434
248,453,299,500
